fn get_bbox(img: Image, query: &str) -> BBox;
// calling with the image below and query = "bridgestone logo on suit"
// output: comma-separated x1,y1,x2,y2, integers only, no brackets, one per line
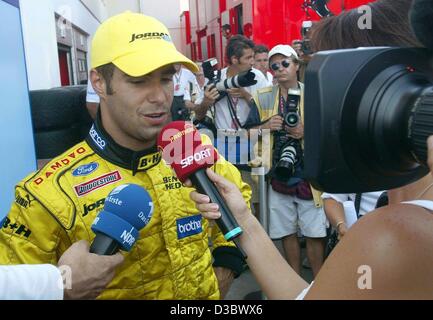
74,171,122,197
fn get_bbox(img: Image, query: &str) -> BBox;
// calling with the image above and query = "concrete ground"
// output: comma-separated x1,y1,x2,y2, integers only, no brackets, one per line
224,238,314,300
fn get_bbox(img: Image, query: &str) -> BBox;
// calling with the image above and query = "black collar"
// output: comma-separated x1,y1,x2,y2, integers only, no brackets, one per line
85,111,162,175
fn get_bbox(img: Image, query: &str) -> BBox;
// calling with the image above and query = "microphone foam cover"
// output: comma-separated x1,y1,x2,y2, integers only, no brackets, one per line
157,121,218,182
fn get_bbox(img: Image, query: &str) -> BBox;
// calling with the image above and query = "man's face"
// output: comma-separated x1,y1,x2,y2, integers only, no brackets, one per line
254,52,269,75
223,28,231,39
232,48,255,73
100,65,176,150
174,63,182,72
195,66,206,87
269,54,298,84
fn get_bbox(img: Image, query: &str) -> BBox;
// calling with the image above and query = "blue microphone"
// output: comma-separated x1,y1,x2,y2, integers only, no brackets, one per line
89,184,154,255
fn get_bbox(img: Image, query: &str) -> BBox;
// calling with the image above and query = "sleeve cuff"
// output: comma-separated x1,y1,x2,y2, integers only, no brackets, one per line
212,246,246,278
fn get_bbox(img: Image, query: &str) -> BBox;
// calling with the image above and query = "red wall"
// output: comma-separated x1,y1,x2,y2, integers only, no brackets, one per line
185,0,376,62
252,0,376,49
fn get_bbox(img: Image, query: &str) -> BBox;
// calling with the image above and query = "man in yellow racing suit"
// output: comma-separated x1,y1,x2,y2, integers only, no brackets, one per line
0,12,250,299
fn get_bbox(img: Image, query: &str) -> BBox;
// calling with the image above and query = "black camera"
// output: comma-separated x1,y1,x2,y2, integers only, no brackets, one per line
300,21,313,56
284,111,299,128
304,47,433,192
201,58,257,93
272,92,302,180
273,137,302,180
305,0,334,18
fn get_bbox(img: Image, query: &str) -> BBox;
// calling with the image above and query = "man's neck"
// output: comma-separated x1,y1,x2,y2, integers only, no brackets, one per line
227,65,240,77
100,109,155,151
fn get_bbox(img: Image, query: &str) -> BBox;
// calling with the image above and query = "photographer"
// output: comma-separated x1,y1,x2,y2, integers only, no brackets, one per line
252,44,327,277
183,62,219,121
196,35,268,217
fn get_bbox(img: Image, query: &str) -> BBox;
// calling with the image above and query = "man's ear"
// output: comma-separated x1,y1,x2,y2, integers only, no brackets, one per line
230,56,238,66
90,69,106,99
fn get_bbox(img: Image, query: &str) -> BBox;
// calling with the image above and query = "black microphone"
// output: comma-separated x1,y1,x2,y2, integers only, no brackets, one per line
410,0,433,50
157,121,246,258
90,184,153,255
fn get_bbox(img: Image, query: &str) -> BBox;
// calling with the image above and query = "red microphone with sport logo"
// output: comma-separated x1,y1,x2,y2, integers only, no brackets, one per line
157,121,246,257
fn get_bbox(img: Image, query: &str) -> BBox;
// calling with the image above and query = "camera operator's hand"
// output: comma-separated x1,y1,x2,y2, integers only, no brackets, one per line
286,121,304,139
227,88,252,101
201,85,219,108
262,115,284,132
292,39,304,58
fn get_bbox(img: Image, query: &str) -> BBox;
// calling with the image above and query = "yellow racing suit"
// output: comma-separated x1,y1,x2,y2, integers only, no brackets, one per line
0,115,251,299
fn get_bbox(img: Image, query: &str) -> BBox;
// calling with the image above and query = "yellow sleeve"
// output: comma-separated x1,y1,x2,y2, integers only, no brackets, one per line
0,186,69,265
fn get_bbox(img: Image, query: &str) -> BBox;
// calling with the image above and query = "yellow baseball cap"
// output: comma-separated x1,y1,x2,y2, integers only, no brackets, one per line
91,12,198,76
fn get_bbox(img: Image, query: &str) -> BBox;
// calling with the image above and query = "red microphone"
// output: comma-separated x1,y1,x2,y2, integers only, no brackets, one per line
157,121,245,250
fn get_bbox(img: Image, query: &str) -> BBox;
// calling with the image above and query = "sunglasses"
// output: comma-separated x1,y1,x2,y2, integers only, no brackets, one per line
270,59,290,71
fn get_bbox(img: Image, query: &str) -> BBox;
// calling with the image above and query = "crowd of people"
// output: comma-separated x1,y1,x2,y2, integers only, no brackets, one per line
1,0,432,300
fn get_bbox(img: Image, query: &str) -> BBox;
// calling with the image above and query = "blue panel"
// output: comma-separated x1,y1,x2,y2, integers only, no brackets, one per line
2,0,19,8
0,1,36,218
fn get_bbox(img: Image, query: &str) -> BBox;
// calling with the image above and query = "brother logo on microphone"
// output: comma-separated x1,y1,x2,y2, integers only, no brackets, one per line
176,215,202,239
180,149,212,168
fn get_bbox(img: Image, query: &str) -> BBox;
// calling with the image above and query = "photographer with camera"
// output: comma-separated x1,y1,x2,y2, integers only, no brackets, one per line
183,62,220,122
252,44,327,278
196,35,268,217
291,21,313,82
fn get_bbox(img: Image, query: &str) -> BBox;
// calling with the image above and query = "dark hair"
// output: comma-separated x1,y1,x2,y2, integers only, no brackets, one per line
95,63,115,95
222,24,231,31
226,35,255,64
254,44,269,55
310,0,421,52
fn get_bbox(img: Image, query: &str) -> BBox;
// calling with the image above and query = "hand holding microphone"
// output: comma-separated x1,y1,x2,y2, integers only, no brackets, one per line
90,184,154,255
157,121,246,257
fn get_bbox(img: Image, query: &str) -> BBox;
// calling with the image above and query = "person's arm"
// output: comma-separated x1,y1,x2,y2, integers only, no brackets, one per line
322,196,348,238
0,264,64,300
194,85,219,121
0,241,123,300
306,203,433,299
188,168,309,299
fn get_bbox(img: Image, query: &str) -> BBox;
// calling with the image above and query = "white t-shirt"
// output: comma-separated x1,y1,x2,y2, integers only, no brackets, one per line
184,78,207,104
321,192,384,216
214,67,268,129
265,71,274,87
173,67,196,97
0,264,63,300
86,80,100,103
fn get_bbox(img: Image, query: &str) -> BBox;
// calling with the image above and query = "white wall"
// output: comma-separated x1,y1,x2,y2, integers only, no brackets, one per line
105,0,139,16
139,0,183,52
20,0,185,90
20,0,107,90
